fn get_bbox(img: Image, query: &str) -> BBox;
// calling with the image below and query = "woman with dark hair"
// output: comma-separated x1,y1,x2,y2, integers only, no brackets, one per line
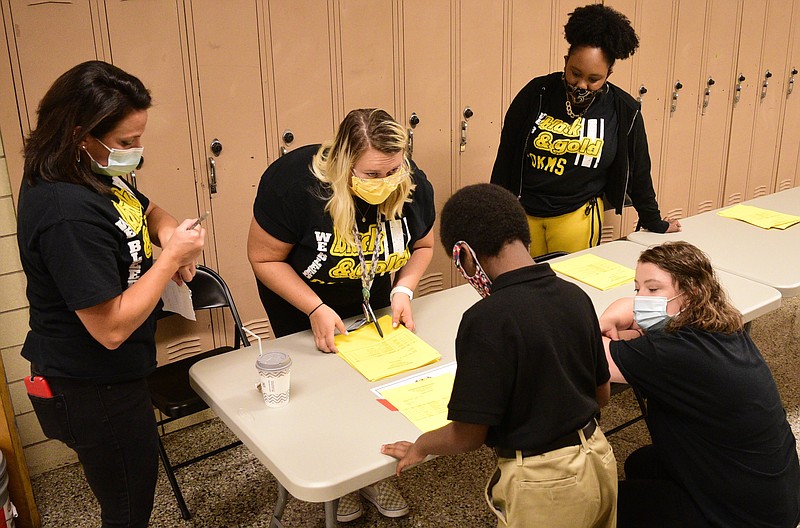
247,108,435,522
17,60,205,527
491,4,680,258
601,242,800,527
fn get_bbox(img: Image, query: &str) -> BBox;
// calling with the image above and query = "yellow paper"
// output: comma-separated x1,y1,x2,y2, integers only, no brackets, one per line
379,373,455,432
717,204,800,230
335,315,441,381
550,254,635,290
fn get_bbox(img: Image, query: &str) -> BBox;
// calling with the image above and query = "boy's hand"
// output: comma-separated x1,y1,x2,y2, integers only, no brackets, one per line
381,441,425,476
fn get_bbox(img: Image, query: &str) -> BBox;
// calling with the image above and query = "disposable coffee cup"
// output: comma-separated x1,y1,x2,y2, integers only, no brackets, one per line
256,352,292,408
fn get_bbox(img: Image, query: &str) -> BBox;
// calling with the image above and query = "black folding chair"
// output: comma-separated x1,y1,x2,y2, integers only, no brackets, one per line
147,264,250,519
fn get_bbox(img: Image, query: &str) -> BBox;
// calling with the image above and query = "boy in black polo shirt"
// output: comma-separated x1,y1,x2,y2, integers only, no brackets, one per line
381,183,617,527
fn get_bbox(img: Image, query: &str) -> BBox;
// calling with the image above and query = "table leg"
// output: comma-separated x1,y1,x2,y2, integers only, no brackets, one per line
324,498,340,528
269,483,289,528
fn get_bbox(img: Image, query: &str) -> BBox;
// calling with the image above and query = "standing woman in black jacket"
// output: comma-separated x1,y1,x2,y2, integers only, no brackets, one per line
491,4,680,258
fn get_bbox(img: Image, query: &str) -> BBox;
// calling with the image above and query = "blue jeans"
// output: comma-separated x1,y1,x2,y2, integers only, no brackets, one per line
28,375,159,528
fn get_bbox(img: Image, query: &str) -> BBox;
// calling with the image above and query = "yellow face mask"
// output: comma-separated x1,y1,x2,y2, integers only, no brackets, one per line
350,171,406,205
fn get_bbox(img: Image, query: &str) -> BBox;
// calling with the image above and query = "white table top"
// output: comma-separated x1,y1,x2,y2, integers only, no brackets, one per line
547,240,782,323
190,284,480,503
189,241,780,504
626,187,800,297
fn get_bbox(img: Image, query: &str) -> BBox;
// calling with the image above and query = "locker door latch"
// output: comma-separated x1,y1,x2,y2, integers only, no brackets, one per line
734,74,746,106
702,77,715,116
460,107,473,152
671,81,682,113
761,70,772,100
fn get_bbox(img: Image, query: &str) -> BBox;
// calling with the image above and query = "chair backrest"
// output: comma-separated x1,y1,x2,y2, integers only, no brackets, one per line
185,265,250,349
533,251,569,263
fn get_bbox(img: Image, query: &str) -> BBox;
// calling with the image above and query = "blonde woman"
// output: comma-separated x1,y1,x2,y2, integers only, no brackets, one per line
600,242,800,527
247,108,435,522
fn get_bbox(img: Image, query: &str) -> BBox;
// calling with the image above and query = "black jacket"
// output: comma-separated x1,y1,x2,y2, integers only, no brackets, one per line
491,72,668,233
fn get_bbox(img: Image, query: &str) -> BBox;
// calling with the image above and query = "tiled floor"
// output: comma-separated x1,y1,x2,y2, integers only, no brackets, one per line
30,298,800,527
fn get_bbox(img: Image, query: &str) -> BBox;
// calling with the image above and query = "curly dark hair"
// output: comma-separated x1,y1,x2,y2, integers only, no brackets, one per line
564,4,639,66
440,183,531,260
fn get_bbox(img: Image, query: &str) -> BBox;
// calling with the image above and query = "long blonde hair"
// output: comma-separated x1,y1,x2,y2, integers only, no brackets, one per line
638,242,743,333
311,108,415,246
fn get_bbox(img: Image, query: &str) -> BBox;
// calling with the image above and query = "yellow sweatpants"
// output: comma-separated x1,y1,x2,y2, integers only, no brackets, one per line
527,197,603,258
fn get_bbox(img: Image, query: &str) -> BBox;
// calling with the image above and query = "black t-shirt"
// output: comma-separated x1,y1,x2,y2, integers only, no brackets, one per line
448,264,609,450
252,144,435,337
611,328,800,528
521,84,618,217
17,176,158,383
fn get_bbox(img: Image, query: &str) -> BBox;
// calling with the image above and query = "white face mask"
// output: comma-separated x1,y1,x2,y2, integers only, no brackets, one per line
633,294,681,331
86,137,143,177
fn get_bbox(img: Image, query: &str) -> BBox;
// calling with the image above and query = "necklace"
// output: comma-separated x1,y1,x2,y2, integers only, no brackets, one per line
354,200,373,223
353,208,384,302
565,96,596,119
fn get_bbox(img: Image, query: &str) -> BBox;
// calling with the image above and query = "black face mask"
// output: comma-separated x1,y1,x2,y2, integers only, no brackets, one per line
563,76,603,106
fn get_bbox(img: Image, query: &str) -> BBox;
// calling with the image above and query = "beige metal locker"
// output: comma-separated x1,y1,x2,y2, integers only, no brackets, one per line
266,0,336,152
689,0,739,215
455,0,504,191
338,0,397,114
657,0,707,222
186,0,271,336
775,0,800,192
5,0,100,199
724,0,793,202
401,0,453,295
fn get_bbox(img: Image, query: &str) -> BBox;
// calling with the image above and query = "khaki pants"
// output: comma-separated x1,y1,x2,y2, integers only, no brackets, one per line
485,426,617,528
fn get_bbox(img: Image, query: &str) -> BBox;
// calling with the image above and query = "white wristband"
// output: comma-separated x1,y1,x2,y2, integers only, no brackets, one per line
390,286,414,302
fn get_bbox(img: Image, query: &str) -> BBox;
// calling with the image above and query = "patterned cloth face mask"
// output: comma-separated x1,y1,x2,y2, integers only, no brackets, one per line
453,241,492,298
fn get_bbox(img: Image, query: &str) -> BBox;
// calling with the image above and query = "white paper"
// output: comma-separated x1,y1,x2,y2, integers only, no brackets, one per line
160,280,196,321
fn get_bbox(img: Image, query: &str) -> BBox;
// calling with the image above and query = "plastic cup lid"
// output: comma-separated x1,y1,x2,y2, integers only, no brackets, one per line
256,351,292,372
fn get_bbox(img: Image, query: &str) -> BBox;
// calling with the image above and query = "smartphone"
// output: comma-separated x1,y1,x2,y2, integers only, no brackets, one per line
189,210,211,230
346,317,368,332
24,376,54,398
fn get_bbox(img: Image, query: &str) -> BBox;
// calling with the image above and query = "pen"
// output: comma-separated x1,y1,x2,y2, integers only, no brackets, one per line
189,210,210,230
362,300,384,338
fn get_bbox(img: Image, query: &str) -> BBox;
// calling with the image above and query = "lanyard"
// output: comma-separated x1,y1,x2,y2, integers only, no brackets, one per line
352,209,384,303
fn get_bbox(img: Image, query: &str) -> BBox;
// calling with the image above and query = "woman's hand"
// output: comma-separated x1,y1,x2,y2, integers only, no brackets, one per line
161,219,205,270
665,217,682,233
309,304,347,353
381,441,425,476
390,291,414,331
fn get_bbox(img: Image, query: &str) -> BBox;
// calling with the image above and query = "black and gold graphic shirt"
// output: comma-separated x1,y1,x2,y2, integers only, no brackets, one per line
18,175,158,382
252,145,435,335
520,87,618,217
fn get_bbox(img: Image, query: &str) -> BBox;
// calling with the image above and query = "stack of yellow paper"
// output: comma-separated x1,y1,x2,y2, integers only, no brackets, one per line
716,204,800,230
550,254,635,290
377,369,455,432
334,315,441,381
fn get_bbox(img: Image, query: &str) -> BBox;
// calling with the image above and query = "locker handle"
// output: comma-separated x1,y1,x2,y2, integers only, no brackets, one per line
637,85,647,103
671,81,682,113
702,77,715,115
761,70,772,100
408,113,419,159
734,74,746,106
460,107,473,152
280,129,294,156
208,157,217,194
